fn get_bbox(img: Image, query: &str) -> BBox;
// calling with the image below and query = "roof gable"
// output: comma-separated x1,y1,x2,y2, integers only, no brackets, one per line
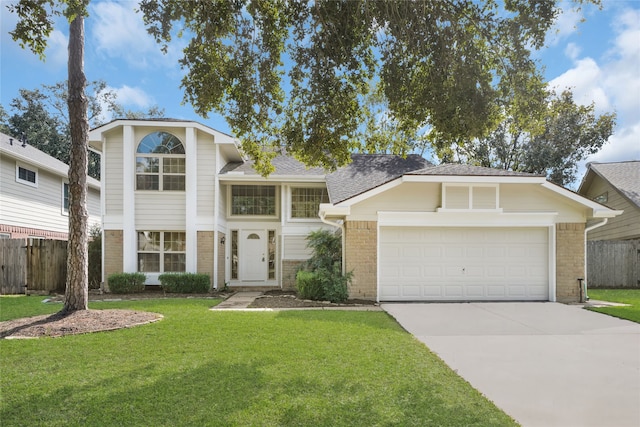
580,161,640,209
326,154,432,204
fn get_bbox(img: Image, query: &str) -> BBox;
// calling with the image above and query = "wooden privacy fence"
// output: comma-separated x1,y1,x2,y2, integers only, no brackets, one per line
587,239,640,288
0,239,67,294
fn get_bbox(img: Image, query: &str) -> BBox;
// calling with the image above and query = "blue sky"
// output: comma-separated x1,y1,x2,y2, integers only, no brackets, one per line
2,0,639,187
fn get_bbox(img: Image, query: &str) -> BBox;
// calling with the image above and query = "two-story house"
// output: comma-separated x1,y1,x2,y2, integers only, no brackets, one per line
89,119,620,303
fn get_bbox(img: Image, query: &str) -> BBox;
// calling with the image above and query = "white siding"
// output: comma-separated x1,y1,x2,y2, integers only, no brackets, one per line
197,133,216,220
87,186,101,229
473,186,497,209
135,192,186,229
500,184,586,222
283,235,313,260
348,182,441,220
0,155,101,234
104,131,123,217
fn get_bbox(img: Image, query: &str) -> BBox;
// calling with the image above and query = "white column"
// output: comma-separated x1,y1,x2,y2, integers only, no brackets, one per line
185,127,197,273
212,143,220,289
122,125,137,272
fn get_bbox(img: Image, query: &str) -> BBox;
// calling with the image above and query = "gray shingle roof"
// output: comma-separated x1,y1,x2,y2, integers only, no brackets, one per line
0,132,101,189
220,154,327,176
326,154,432,204
589,161,640,208
406,163,544,177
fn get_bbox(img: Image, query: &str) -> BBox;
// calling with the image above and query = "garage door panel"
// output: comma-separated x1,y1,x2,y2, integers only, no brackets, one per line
379,227,549,301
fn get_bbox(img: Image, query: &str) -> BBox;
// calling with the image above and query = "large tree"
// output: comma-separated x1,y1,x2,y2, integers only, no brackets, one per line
2,81,165,179
139,0,596,175
438,90,616,186
9,0,91,312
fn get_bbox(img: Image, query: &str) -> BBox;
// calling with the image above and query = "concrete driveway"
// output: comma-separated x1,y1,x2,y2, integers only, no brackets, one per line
382,302,640,427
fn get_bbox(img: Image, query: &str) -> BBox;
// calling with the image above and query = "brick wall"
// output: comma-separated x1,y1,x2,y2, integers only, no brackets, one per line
103,229,123,292
197,231,214,289
0,224,68,240
344,221,377,300
282,259,304,290
556,223,585,303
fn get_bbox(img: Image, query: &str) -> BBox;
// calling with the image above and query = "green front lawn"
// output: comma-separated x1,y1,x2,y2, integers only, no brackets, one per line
587,289,640,323
0,297,516,426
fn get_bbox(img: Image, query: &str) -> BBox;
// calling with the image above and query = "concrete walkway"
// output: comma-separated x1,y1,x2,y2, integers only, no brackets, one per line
382,302,640,427
211,292,382,311
211,292,264,310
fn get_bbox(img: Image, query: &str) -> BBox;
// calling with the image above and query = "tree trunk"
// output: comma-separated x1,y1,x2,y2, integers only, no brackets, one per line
63,11,89,313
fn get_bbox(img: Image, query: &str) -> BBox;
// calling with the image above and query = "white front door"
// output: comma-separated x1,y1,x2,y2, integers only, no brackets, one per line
241,230,268,281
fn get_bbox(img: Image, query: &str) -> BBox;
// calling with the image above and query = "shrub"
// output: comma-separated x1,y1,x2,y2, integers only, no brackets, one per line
296,270,324,301
159,273,210,293
108,272,146,294
296,230,351,303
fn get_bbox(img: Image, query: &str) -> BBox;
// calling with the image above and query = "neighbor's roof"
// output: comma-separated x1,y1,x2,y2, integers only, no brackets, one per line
0,132,101,189
583,161,640,208
326,154,432,204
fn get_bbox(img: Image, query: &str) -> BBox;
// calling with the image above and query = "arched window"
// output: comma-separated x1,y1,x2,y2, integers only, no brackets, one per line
136,132,185,191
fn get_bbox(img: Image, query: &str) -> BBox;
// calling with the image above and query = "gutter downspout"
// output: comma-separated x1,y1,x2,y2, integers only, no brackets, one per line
583,218,608,301
319,211,346,275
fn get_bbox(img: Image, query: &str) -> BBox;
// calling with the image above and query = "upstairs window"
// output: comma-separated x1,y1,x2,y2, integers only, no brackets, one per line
231,185,277,216
16,164,37,187
442,184,498,210
136,132,185,191
291,187,329,218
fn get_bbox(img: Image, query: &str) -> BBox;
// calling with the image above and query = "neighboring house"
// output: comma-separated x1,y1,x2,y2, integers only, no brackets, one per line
0,132,101,240
89,119,620,303
578,161,640,240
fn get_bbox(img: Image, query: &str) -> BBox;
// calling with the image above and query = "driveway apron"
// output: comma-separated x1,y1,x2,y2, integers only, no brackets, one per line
382,302,640,427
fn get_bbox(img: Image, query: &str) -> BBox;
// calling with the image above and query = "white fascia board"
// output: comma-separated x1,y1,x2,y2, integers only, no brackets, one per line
318,203,350,217
540,181,623,218
401,175,547,184
218,175,326,183
378,211,558,227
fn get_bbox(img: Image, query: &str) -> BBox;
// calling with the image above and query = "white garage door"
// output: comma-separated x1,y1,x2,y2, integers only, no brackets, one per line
379,227,549,301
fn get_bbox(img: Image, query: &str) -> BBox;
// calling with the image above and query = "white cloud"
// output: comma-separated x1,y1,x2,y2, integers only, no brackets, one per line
45,30,68,67
94,85,154,123
552,7,640,187
546,3,584,46
90,1,156,68
89,1,185,69
564,42,581,60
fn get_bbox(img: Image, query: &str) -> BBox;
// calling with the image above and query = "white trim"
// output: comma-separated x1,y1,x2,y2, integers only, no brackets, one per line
540,181,622,218
185,127,197,273
548,225,556,302
402,175,547,184
335,179,403,207
15,162,38,187
213,144,221,289
123,125,137,272
218,174,325,183
377,211,558,227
